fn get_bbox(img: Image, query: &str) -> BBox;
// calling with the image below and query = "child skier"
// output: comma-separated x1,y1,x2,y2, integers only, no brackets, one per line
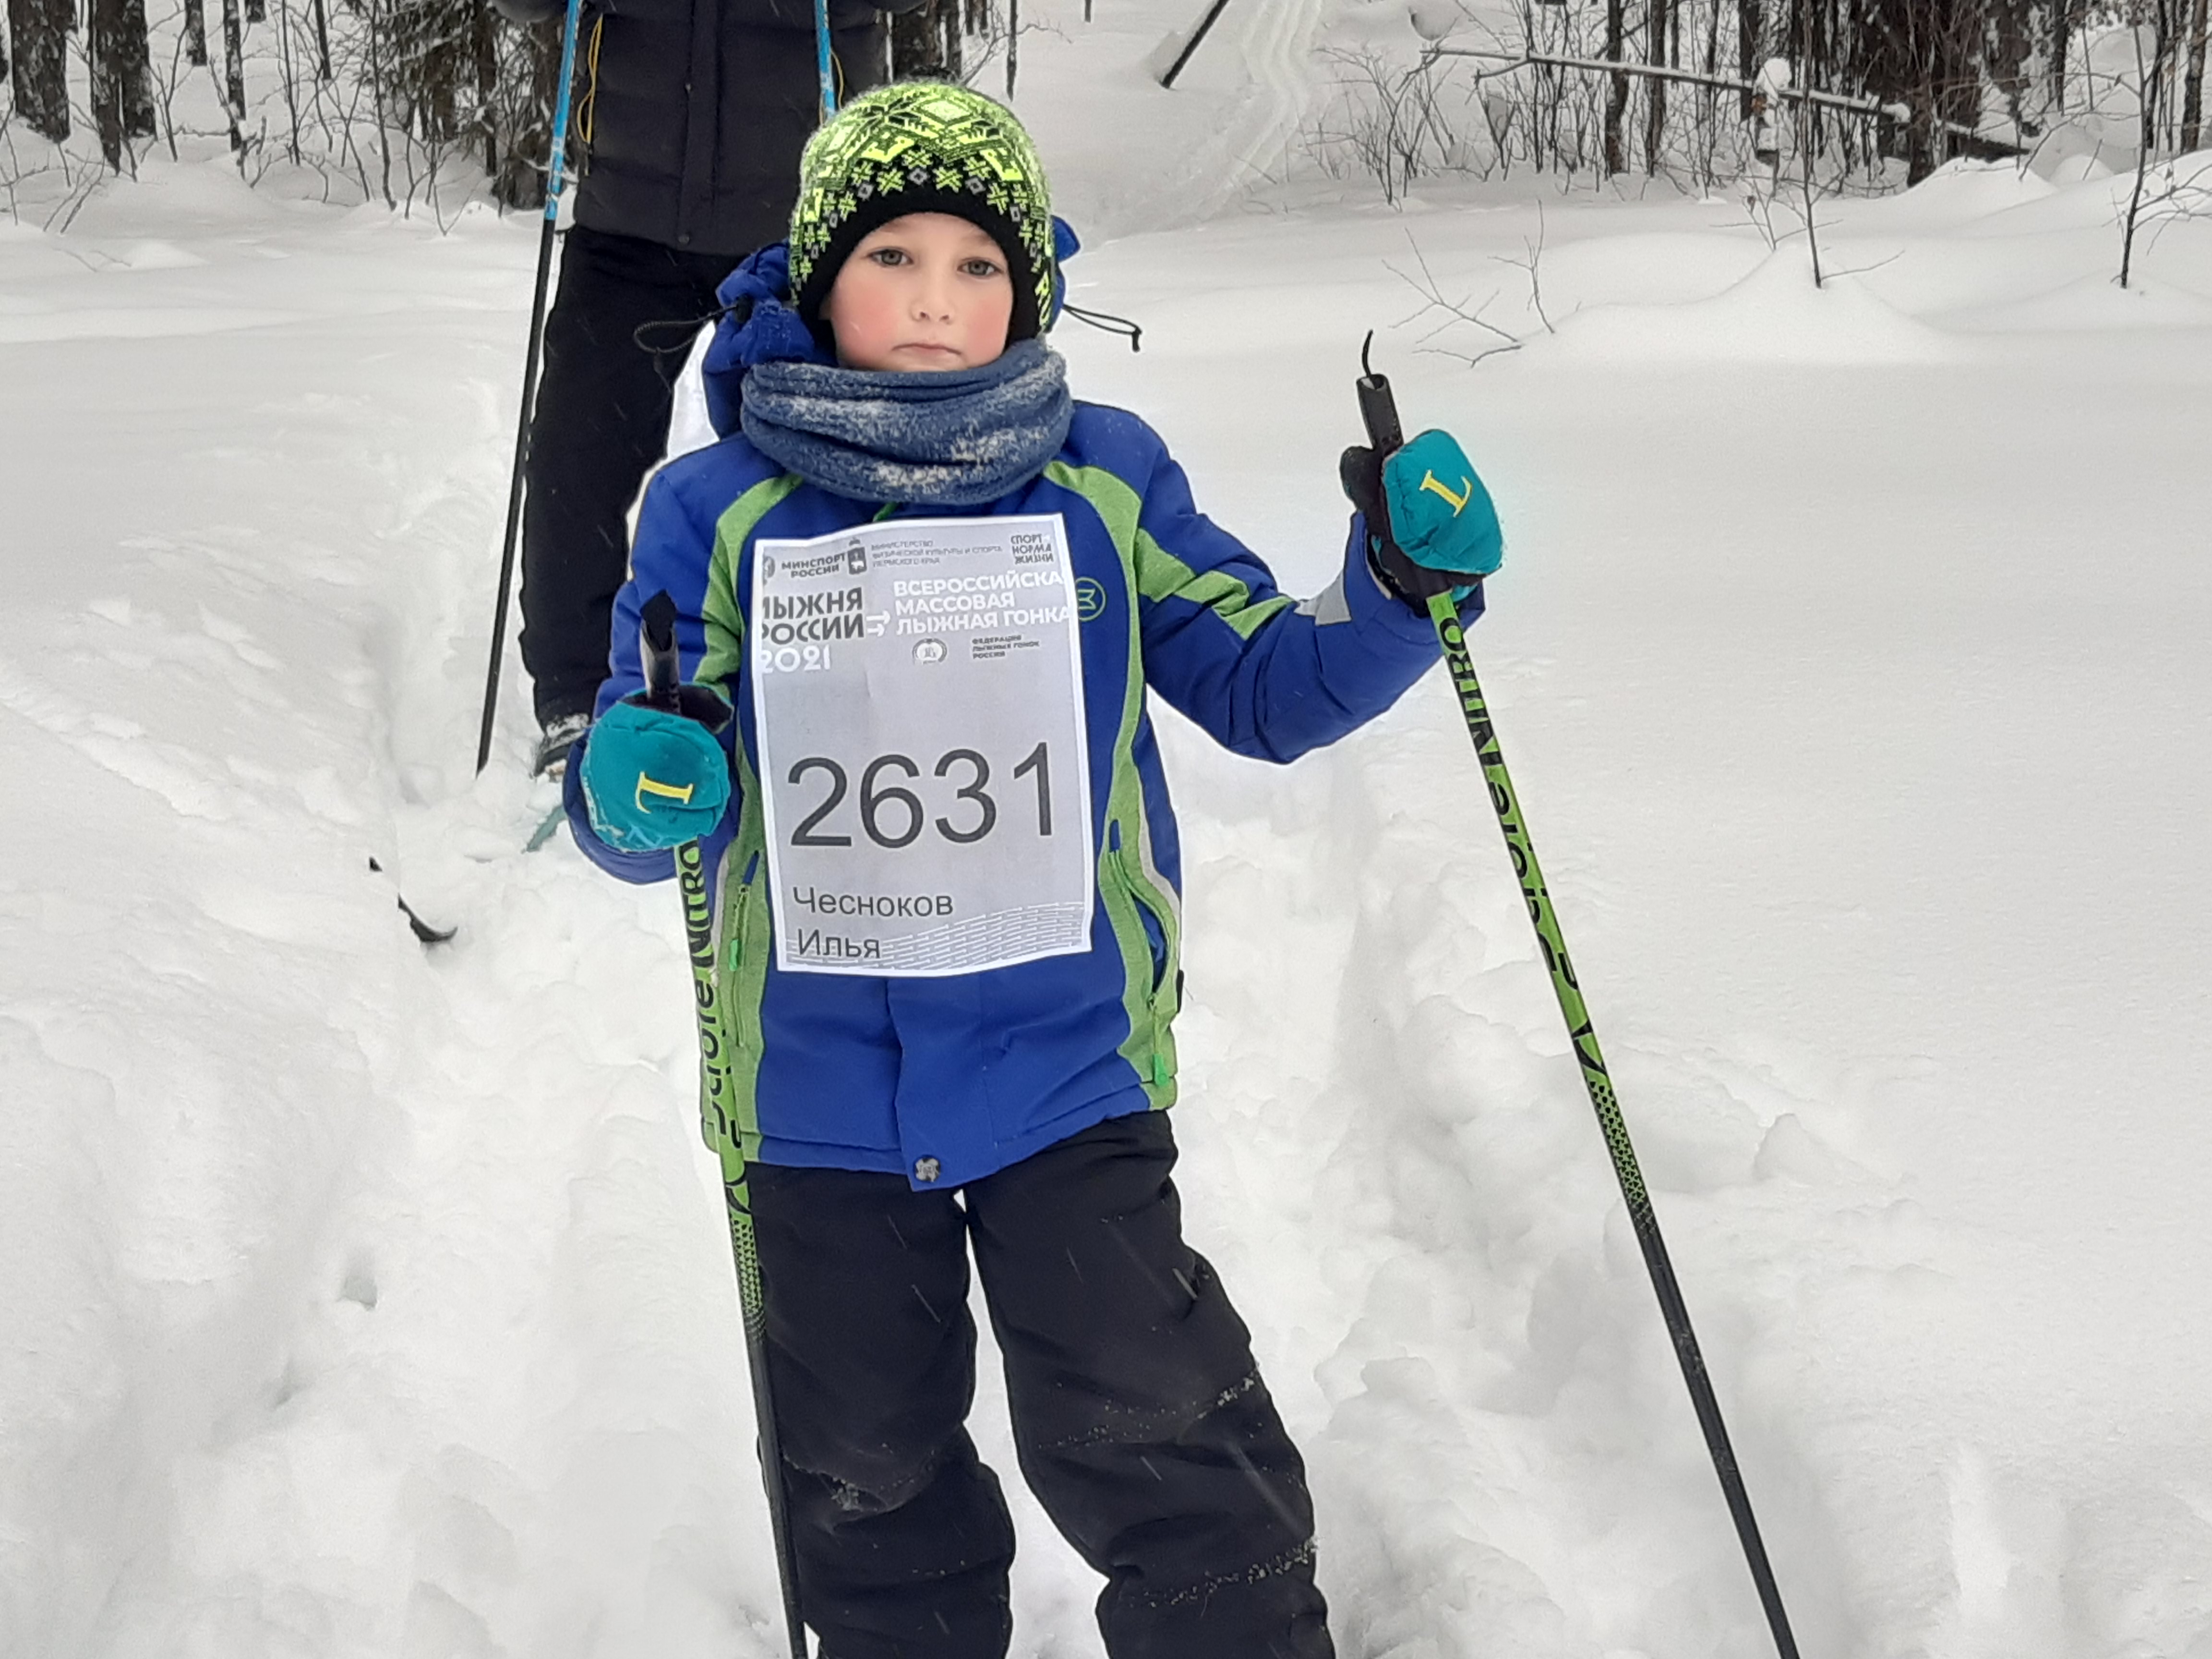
564,82,1503,1659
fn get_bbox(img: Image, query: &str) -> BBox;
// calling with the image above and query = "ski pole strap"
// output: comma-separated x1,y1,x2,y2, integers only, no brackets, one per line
1423,591,1803,1659
543,0,587,223
634,303,739,358
1062,301,1143,351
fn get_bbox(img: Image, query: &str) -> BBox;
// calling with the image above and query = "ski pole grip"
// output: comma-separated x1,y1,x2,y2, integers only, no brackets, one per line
1356,329,1404,457
1358,373,1403,458
640,589,683,714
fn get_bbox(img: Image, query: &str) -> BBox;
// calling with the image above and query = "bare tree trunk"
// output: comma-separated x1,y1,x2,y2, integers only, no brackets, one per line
1737,0,1760,114
275,0,300,159
367,0,396,206
8,0,72,140
1904,87,1936,180
1603,0,1627,172
2137,5,2162,149
2117,0,2181,284
474,0,499,173
247,0,264,23
310,0,329,78
2145,0,2183,151
1645,0,1671,171
493,11,557,206
2184,0,2209,148
124,0,156,133
184,0,207,64
1699,0,1720,179
2048,0,2083,109
1797,2,1822,283
1004,0,1016,96
221,0,248,150
90,0,157,167
891,0,961,78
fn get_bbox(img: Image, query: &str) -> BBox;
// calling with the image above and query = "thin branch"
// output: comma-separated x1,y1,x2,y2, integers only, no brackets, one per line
1822,248,1906,279
1489,198,1555,332
1387,232,1527,367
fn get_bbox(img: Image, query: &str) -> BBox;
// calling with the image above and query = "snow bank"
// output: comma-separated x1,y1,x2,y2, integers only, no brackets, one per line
1549,247,1949,364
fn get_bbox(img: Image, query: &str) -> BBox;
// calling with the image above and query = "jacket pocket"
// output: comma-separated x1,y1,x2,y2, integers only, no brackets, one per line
1107,838,1182,1088
716,849,763,1035
697,849,763,1162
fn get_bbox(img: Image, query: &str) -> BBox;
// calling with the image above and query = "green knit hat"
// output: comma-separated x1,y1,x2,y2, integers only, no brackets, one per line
788,82,1056,344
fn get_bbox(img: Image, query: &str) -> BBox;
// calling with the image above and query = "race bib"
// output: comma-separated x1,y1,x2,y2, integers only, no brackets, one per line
750,514,1096,976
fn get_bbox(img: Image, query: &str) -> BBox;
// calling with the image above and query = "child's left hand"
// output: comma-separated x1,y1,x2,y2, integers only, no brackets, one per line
1339,429,1504,604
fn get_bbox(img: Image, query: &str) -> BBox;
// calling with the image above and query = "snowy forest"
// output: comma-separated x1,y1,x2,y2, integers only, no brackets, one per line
5,0,2209,205
3,0,2210,1654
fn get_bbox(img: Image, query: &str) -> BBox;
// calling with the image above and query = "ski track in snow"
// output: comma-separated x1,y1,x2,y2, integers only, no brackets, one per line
6,10,2212,1655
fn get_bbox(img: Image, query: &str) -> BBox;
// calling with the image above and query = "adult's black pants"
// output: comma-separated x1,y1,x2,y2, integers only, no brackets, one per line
519,225,737,726
749,1109,1334,1659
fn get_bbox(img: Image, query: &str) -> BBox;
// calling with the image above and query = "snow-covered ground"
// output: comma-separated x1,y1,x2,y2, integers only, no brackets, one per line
5,4,2212,1655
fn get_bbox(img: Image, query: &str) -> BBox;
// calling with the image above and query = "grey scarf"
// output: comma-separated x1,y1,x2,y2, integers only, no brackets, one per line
738,340,1074,507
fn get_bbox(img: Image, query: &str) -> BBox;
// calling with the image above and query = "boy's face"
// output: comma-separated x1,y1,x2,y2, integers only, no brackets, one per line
823,212,1016,373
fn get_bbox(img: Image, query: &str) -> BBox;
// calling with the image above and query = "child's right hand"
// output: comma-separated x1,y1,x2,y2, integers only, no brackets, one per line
578,699,733,852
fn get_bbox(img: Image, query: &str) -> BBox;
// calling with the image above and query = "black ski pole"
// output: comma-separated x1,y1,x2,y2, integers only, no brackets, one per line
475,0,588,775
1355,343,1803,1659
638,593,809,1659
1158,0,1232,87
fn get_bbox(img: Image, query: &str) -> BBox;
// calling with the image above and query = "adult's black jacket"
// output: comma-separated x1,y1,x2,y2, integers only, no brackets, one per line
493,0,921,258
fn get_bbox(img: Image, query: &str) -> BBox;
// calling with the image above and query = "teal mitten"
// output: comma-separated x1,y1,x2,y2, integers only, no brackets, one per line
578,699,732,852
1381,429,1504,583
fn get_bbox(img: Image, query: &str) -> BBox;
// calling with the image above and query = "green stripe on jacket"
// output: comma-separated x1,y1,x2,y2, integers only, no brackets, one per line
696,474,800,1177
1046,460,1183,1110
1133,528,1296,639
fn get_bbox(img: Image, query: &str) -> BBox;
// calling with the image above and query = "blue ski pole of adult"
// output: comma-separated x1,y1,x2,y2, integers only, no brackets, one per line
813,0,836,120
476,0,588,774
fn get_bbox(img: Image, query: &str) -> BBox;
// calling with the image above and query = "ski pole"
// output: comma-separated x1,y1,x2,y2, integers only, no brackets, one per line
1355,351,1804,1659
1159,0,1232,87
812,0,836,121
639,592,809,1659
475,0,588,775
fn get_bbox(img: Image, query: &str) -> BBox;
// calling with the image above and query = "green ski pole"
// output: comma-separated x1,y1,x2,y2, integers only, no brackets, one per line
1354,349,1803,1659
639,593,810,1659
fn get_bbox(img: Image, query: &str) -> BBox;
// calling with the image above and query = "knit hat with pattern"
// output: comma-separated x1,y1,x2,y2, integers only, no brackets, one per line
788,83,1056,344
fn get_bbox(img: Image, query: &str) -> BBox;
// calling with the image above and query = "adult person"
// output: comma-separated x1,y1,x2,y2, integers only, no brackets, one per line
490,0,923,775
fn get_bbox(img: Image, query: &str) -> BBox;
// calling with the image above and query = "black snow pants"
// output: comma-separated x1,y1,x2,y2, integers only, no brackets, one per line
518,225,737,726
748,1109,1334,1659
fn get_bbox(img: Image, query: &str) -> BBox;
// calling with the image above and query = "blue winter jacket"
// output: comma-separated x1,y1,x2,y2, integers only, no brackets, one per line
566,380,1479,1191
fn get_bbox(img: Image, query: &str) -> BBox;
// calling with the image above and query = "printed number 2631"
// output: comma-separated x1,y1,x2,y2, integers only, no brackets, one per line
788,742,1054,849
